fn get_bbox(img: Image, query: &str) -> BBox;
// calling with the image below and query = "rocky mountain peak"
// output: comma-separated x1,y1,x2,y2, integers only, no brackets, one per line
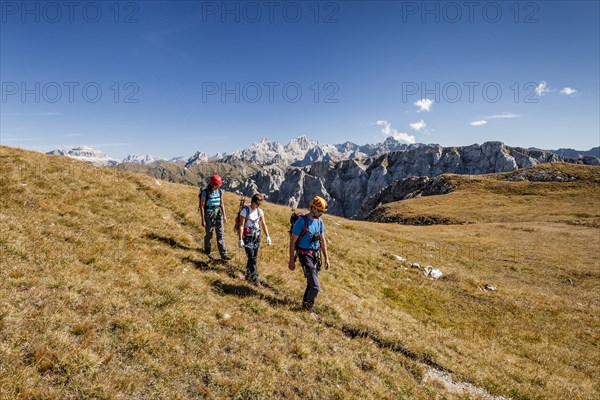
286,135,319,151
122,154,163,165
251,138,284,152
46,146,117,166
185,151,210,167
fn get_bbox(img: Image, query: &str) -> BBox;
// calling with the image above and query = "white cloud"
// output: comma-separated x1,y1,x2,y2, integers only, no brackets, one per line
535,81,552,96
486,113,521,119
471,113,520,127
470,120,488,126
376,120,416,144
409,120,427,132
414,98,433,112
560,87,578,96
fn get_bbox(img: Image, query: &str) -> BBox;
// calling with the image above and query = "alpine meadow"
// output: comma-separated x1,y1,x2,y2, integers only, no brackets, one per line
1,146,598,399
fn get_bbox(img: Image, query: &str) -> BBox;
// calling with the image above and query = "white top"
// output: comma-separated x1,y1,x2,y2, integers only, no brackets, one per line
240,206,264,232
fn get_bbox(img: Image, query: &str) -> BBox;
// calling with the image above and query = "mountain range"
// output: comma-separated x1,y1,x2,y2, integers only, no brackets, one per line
47,137,599,168
532,146,600,159
46,147,178,166
233,141,599,218
219,136,423,166
46,138,600,218
45,136,424,167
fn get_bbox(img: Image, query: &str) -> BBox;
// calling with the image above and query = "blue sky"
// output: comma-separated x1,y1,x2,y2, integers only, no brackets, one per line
1,0,599,159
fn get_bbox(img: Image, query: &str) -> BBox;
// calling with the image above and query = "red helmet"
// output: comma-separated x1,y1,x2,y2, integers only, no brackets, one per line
210,175,222,187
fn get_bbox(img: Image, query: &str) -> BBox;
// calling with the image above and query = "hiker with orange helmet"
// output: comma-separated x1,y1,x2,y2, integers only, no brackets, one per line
199,175,232,261
288,195,330,313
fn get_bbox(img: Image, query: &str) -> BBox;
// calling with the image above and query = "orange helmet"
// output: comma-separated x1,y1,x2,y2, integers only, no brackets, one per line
310,196,328,212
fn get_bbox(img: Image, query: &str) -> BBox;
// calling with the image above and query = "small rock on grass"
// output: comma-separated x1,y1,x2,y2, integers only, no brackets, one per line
479,284,497,291
423,266,443,279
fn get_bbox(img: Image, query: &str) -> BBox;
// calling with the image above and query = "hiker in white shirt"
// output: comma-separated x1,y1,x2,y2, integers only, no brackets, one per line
237,193,271,287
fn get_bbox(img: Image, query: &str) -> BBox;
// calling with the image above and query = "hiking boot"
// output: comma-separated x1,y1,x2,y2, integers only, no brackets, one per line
302,302,315,313
245,276,262,288
221,254,232,261
304,305,318,319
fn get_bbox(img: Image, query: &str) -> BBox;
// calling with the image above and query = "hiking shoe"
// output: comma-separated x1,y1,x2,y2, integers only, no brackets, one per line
245,277,262,288
303,305,319,319
302,302,316,313
221,255,232,261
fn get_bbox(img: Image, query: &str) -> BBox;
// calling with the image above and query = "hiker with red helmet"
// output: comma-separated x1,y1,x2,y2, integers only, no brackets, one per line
199,175,232,261
288,196,330,314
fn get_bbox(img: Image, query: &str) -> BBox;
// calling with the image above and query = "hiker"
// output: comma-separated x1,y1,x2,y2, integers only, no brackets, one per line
288,196,330,313
199,175,232,261
237,193,272,287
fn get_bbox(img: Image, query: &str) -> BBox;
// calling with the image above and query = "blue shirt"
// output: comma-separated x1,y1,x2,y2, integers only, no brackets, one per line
202,188,222,208
292,215,325,250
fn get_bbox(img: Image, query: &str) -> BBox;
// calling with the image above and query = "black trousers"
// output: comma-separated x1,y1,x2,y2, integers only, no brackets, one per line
299,253,320,307
243,235,261,282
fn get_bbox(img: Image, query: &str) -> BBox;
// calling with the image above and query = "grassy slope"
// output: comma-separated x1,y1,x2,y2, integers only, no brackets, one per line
1,147,598,399
379,163,600,226
113,159,261,188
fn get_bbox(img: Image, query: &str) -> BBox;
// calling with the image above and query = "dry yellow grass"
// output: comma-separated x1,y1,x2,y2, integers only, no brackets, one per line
379,163,600,226
1,146,598,399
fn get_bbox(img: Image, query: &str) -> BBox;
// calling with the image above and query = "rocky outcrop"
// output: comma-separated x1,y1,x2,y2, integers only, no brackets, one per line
576,156,600,166
506,167,578,182
354,176,454,220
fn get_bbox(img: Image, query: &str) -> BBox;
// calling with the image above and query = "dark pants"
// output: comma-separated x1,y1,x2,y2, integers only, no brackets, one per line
204,212,227,257
299,253,320,308
243,235,261,282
